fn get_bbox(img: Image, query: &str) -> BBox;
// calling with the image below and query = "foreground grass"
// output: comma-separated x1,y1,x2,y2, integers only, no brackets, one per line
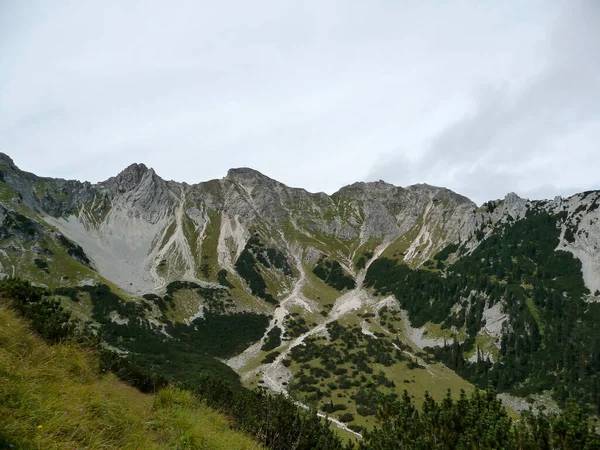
0,303,263,450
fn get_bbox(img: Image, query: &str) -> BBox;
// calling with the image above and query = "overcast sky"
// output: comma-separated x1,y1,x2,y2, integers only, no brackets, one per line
1,1,598,204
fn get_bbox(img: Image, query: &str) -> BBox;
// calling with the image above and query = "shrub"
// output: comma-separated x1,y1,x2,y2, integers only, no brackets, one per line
338,413,354,423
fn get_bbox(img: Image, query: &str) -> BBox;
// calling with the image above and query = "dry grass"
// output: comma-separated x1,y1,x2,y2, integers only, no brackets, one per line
0,303,263,450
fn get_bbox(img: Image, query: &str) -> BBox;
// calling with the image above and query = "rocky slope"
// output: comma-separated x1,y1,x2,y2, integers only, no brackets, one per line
0,153,480,293
3,152,599,296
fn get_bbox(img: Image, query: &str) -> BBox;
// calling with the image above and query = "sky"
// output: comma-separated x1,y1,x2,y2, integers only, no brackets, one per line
0,1,598,204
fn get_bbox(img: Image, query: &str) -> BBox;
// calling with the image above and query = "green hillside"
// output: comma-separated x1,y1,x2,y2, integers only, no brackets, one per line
366,210,600,413
0,301,263,450
0,278,348,450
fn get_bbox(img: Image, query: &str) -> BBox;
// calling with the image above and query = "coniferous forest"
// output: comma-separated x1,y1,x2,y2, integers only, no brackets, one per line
365,210,600,415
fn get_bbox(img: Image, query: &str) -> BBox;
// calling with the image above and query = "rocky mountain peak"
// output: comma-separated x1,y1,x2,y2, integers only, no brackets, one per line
335,180,402,200
226,167,270,180
0,153,17,169
503,192,528,219
504,192,523,203
225,167,282,192
120,162,151,180
406,183,475,206
104,163,157,193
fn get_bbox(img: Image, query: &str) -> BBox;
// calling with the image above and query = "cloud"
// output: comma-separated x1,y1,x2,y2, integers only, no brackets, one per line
1,1,597,201
367,0,600,204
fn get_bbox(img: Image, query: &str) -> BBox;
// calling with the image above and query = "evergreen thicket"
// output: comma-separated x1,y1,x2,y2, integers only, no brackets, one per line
361,387,600,450
0,277,347,450
235,234,291,304
313,255,356,290
365,210,600,413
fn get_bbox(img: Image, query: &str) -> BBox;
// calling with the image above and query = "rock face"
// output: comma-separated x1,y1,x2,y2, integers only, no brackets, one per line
551,191,600,294
0,152,599,297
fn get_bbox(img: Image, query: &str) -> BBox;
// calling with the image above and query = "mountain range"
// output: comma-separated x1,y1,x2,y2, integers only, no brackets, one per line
2,151,599,435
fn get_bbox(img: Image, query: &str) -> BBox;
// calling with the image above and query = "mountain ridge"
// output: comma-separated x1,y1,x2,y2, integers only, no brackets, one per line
1,151,599,295
0,152,481,292
2,151,600,433
0,152,487,204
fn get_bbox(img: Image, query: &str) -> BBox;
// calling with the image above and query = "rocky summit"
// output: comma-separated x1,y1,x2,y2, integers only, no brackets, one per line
2,152,600,435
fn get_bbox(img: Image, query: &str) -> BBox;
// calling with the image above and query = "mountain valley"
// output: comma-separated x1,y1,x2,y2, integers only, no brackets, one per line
2,151,600,441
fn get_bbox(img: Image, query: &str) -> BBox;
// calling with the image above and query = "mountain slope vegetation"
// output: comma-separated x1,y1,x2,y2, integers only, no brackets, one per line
0,278,349,449
0,301,263,450
1,153,600,444
366,209,600,413
2,278,600,449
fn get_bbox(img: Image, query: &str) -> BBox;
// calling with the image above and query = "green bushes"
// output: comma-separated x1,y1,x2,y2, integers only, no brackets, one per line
357,406,376,417
261,326,282,351
56,234,92,267
0,210,37,237
0,278,75,343
33,258,49,270
164,281,234,314
433,242,459,269
338,413,354,423
288,319,409,422
366,210,600,413
285,314,310,338
313,256,356,291
54,281,269,391
235,247,275,303
433,242,459,262
8,273,598,449
171,311,269,358
355,251,374,270
360,387,600,450
0,277,347,450
194,376,346,450
310,366,331,379
261,351,280,364
365,258,468,327
217,269,234,288
235,234,289,304
103,305,267,388
321,401,347,413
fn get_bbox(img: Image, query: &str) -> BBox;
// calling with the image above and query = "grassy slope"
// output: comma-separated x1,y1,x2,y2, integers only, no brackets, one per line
301,268,341,307
0,181,19,202
0,302,262,450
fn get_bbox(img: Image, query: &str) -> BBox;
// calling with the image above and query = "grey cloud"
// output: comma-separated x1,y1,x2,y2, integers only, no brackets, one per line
0,1,596,201
367,1,600,204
